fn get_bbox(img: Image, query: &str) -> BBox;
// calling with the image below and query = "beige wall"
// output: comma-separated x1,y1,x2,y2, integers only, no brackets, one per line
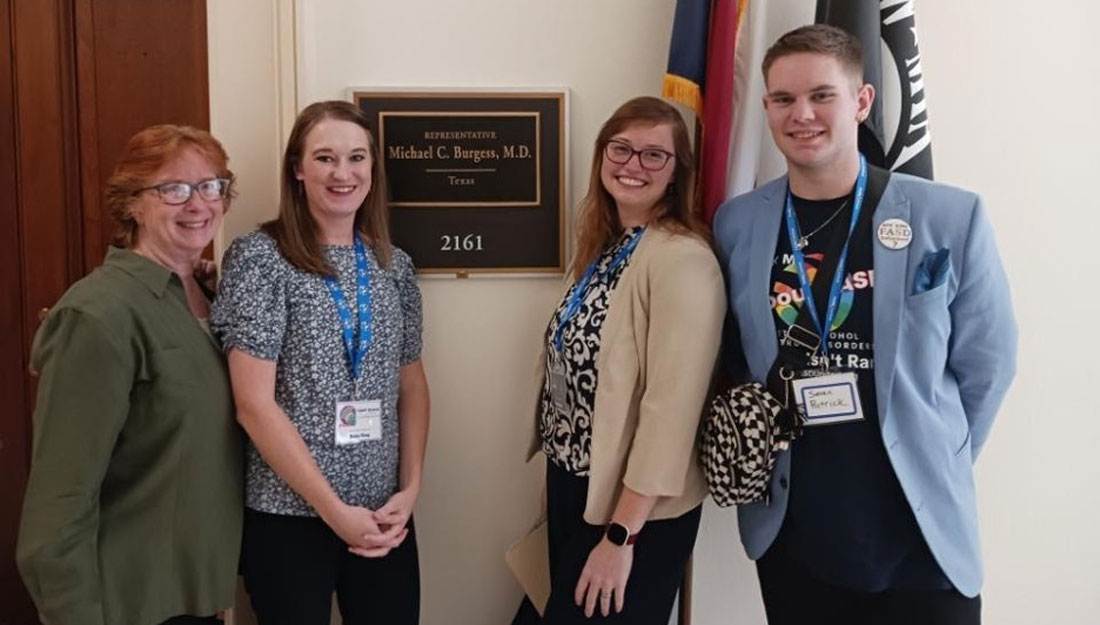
914,2,1100,622
210,1,1100,624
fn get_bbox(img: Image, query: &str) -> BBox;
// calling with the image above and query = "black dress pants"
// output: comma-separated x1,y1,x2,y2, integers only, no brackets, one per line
756,544,981,625
241,508,420,625
534,460,701,625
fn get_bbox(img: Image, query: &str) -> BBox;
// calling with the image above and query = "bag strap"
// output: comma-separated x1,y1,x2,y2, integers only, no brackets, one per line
765,166,891,433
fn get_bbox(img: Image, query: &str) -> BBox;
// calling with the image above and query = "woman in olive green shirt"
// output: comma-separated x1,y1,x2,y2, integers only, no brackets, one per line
16,125,244,625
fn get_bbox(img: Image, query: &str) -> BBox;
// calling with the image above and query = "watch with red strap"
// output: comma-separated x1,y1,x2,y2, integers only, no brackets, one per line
605,521,638,546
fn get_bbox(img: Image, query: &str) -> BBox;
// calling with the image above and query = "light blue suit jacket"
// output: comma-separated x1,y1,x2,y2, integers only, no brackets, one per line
712,171,1017,597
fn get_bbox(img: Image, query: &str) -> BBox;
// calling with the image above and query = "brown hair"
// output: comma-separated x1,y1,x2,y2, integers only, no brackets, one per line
761,24,864,85
105,124,235,248
263,100,392,275
571,96,706,280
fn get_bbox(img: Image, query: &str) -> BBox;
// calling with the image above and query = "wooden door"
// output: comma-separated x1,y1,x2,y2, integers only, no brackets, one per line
1,1,208,622
0,1,35,623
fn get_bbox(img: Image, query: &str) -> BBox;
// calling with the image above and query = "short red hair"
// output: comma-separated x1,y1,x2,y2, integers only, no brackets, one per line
104,124,235,248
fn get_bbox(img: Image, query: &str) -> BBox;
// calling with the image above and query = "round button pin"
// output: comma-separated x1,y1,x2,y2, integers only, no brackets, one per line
877,218,913,250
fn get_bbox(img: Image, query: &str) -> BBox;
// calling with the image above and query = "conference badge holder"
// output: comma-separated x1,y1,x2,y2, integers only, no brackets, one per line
548,351,570,419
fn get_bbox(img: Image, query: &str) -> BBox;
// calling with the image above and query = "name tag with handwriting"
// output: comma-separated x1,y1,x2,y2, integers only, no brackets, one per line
791,372,864,425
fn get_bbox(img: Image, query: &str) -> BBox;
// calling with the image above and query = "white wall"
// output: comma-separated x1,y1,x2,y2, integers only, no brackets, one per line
914,2,1100,623
210,1,1100,624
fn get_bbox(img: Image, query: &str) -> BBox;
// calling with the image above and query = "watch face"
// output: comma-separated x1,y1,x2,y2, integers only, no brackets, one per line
606,522,629,546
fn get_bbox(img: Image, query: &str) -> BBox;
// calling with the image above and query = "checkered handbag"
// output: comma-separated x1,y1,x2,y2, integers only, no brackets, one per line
699,381,788,506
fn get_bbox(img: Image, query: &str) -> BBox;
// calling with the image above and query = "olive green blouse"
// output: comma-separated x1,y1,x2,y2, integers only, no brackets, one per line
16,247,244,625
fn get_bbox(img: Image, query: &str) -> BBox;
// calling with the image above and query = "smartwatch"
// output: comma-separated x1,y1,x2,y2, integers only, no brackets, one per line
605,521,638,546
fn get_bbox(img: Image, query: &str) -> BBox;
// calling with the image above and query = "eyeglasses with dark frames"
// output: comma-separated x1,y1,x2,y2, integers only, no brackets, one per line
604,140,674,171
134,178,231,205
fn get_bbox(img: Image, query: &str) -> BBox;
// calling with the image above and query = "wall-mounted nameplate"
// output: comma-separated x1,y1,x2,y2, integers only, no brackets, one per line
351,89,567,275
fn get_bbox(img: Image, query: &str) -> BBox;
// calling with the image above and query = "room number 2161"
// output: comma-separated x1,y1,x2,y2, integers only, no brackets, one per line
440,234,484,252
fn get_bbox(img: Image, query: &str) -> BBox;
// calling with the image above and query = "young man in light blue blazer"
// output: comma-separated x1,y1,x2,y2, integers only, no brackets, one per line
712,24,1016,625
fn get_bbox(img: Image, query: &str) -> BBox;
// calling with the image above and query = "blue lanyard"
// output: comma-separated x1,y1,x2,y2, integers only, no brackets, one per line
323,235,373,379
553,227,645,352
783,155,867,357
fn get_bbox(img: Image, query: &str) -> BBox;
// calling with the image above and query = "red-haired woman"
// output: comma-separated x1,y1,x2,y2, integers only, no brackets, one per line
17,125,243,625
212,100,428,624
529,96,725,624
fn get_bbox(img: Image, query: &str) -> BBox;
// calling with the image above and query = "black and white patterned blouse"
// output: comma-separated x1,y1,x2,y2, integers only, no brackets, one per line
211,231,423,515
539,227,644,475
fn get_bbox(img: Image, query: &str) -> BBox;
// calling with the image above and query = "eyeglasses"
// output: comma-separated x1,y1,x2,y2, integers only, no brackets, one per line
604,140,674,171
134,178,231,205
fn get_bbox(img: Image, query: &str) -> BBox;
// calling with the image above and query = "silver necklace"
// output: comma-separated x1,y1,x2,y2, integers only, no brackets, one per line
796,199,849,250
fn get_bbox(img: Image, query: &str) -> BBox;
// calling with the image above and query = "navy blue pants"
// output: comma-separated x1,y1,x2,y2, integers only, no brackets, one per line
517,460,701,625
241,508,420,625
757,545,981,625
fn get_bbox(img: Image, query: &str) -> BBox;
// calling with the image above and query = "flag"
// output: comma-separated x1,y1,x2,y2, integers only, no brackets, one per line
724,0,770,200
817,0,934,179
663,0,749,225
663,0,712,117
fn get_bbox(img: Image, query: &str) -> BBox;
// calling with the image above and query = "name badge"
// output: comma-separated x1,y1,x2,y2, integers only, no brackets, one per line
791,372,863,425
334,399,382,445
548,353,570,418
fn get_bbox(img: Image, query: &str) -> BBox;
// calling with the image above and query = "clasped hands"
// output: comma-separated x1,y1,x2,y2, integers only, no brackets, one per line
325,487,416,558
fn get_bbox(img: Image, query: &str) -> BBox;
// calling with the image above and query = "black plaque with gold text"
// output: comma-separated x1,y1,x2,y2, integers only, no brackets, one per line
353,91,565,274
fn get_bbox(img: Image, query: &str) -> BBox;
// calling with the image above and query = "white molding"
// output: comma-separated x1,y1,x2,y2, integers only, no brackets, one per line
276,0,299,147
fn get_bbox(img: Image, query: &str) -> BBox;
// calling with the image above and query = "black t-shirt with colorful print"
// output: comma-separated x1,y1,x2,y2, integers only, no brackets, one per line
768,193,951,591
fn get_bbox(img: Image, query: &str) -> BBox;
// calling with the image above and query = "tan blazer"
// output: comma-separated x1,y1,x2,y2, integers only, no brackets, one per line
529,226,726,524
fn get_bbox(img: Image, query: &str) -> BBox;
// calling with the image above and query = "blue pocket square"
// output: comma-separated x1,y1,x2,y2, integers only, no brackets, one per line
914,248,951,294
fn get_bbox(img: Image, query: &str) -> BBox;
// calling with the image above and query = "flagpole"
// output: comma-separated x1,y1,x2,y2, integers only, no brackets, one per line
693,117,705,229
679,553,694,625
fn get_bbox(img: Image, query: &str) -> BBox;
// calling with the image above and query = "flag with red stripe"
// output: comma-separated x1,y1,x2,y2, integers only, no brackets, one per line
663,0,749,225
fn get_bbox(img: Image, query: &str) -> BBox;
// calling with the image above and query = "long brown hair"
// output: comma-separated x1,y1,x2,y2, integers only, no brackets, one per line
571,96,706,280
263,100,392,275
105,124,235,248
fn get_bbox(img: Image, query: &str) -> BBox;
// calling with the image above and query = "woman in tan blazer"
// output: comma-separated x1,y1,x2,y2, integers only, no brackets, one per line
528,96,725,624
